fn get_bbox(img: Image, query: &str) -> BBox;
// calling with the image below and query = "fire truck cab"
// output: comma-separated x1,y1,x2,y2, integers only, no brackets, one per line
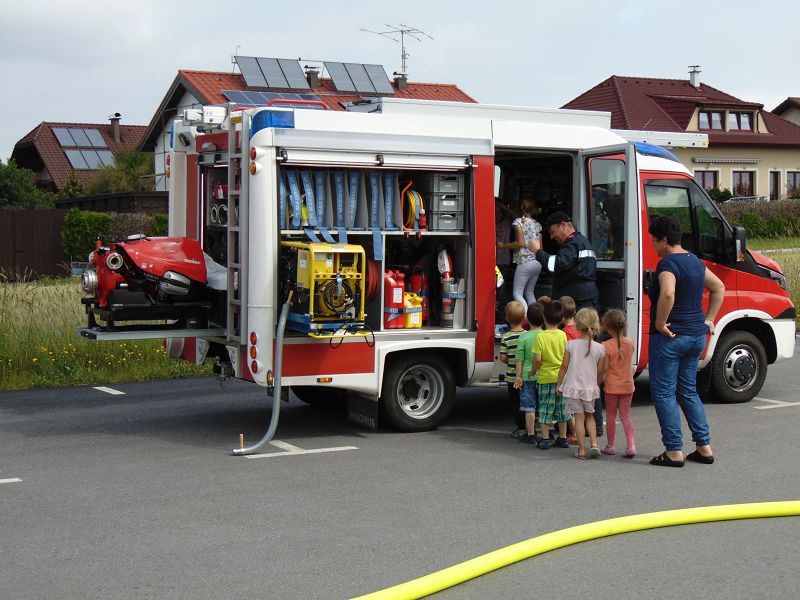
81,98,796,433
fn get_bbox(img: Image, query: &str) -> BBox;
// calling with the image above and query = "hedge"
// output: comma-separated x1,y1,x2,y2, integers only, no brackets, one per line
61,209,169,261
718,200,800,238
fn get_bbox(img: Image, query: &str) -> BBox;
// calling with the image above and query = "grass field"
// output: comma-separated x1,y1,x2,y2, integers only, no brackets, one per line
748,237,800,251
0,277,209,391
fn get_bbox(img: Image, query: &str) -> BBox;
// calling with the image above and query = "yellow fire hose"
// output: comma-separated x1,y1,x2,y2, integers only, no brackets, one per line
351,500,800,600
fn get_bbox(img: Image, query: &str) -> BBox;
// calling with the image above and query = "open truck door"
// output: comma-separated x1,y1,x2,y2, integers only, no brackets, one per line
578,144,640,366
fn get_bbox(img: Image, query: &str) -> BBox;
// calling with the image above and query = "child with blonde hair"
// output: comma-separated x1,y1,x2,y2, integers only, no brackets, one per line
500,301,527,438
600,309,637,457
557,308,606,459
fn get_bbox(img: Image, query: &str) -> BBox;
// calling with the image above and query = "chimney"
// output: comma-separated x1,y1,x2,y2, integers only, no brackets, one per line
304,65,319,89
109,112,121,143
393,72,408,91
688,65,701,89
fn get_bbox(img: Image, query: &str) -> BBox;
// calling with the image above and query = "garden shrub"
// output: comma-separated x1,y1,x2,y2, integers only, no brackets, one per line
61,209,112,261
61,210,172,261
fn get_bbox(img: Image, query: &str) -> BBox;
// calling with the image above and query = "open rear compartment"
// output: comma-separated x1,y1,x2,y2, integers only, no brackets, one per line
275,166,473,339
493,149,629,314
493,151,574,303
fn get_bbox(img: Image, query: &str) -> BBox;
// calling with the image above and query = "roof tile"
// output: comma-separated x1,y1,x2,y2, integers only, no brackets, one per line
562,75,800,147
12,122,147,190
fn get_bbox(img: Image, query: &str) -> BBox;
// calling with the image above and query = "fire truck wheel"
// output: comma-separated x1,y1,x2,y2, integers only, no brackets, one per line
380,354,455,432
708,330,767,404
291,386,347,406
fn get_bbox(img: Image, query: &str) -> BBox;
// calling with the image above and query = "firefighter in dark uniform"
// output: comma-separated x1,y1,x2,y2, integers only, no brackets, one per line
531,211,599,309
530,210,603,435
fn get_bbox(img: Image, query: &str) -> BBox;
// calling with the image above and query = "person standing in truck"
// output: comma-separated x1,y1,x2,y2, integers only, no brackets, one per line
529,211,599,310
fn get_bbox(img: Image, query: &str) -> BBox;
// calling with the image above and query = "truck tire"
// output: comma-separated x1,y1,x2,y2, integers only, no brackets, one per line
380,354,455,432
708,331,767,404
291,386,347,406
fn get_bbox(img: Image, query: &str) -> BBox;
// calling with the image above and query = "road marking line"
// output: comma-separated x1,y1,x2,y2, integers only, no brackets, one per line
753,396,800,410
0,478,22,484
246,445,359,459
268,440,305,453
93,386,125,395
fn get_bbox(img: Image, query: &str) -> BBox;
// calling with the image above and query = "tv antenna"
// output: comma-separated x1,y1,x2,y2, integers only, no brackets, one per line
231,44,241,72
360,24,433,75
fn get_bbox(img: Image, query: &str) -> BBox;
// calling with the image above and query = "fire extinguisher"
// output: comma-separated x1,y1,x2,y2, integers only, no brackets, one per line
437,245,457,328
408,263,429,324
383,270,405,329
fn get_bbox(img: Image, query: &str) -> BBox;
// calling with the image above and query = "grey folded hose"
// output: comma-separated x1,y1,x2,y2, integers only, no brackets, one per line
232,296,291,456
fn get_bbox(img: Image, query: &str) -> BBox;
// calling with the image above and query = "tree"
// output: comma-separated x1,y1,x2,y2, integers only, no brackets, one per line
0,159,51,208
56,172,84,200
84,150,155,195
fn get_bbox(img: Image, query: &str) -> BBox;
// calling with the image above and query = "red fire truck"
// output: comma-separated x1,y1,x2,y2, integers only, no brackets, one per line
80,98,795,439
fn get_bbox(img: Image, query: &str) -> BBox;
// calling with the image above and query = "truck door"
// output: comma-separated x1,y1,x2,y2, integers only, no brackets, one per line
578,145,640,366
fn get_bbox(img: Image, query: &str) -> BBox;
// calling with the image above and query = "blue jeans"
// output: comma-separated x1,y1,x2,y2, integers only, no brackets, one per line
649,332,711,451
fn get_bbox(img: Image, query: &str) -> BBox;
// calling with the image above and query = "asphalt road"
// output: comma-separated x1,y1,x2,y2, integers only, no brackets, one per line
2,340,800,599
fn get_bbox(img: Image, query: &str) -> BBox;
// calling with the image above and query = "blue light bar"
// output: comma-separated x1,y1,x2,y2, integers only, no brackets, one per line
251,109,295,137
633,142,680,163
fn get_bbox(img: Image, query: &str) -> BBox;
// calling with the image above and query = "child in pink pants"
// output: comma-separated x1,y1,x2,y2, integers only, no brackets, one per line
600,310,636,458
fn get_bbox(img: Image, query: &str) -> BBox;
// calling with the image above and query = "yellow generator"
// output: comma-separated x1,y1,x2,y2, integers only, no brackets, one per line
280,241,366,335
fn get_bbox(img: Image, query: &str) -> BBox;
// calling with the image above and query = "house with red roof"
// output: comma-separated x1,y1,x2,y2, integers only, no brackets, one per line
562,69,800,200
140,60,476,191
773,97,800,128
11,115,147,193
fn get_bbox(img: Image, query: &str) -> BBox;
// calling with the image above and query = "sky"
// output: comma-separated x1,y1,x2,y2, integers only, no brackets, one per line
1,0,798,161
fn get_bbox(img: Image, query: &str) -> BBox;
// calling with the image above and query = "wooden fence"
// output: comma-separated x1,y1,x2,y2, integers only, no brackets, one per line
0,209,68,279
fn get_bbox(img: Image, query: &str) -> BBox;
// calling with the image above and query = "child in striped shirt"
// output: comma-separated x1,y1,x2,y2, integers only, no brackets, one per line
500,301,526,438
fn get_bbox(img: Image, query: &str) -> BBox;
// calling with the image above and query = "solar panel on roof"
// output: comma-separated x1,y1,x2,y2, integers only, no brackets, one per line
65,150,89,169
344,63,376,94
257,58,289,89
68,128,91,146
244,91,270,104
235,56,268,88
222,90,252,105
278,58,311,90
81,150,103,169
53,128,76,147
364,64,395,95
84,129,107,147
325,62,357,93
300,93,321,101
97,150,115,167
280,93,302,100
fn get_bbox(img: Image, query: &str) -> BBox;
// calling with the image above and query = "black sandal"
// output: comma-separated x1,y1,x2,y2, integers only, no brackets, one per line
650,451,685,467
686,450,715,464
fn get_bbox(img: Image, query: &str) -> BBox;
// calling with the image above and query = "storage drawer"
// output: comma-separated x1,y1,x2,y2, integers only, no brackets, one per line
428,211,465,231
429,193,464,213
431,173,464,194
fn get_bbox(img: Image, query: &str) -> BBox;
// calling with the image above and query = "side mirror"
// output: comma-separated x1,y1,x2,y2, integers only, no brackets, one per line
733,226,747,263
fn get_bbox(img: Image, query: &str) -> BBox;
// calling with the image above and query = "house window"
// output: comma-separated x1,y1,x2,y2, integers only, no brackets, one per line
788,172,800,197
732,171,755,197
728,112,754,131
695,170,718,190
699,111,724,130
770,171,781,200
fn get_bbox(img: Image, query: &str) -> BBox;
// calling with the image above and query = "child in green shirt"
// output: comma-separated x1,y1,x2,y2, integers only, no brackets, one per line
531,300,572,449
514,302,545,444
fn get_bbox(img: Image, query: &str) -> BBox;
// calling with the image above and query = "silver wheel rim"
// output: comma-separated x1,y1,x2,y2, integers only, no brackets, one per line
722,343,759,393
394,364,445,420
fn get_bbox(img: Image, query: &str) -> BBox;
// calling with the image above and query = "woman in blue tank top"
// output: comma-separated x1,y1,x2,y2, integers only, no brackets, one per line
647,215,725,467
